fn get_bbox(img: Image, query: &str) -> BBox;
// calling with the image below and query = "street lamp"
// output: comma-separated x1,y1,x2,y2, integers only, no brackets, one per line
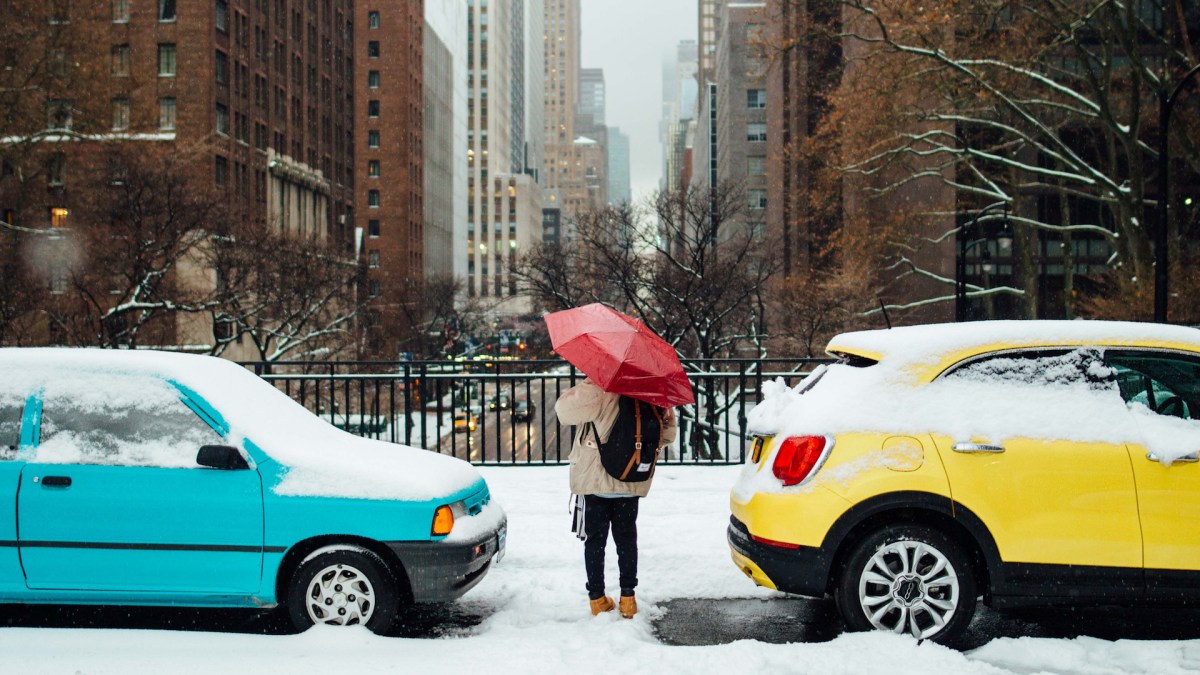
956,201,1012,322
1154,63,1200,324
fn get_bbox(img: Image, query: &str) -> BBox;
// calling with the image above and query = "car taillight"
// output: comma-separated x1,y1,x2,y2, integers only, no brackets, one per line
431,505,455,536
771,435,828,486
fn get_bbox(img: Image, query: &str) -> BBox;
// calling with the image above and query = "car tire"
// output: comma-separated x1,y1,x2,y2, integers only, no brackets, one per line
834,525,976,644
286,546,401,635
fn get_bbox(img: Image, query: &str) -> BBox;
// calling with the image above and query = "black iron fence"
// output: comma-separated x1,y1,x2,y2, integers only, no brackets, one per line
241,358,832,466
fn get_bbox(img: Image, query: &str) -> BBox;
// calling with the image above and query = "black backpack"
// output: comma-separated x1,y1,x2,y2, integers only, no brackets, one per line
586,396,665,483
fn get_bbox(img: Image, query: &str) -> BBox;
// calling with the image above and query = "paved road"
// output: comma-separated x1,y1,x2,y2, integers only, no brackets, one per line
8,596,1200,648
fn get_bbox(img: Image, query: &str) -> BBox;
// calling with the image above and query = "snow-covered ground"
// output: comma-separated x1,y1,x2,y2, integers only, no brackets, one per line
4,465,1200,674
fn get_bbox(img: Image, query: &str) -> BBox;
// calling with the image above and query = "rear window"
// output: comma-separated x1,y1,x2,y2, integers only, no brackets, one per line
943,348,1114,390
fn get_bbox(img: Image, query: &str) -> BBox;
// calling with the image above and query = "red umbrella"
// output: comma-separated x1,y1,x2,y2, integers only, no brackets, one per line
544,303,694,407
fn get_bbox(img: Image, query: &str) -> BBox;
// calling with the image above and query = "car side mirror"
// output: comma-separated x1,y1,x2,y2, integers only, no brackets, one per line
197,444,250,470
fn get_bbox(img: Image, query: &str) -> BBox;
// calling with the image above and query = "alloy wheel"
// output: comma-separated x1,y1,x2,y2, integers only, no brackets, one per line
304,563,377,626
857,539,960,639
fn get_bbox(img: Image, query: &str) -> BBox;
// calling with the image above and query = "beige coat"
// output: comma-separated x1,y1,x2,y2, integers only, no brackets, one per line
555,378,678,497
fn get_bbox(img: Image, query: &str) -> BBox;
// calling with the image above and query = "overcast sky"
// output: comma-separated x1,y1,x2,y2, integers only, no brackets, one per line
580,0,697,202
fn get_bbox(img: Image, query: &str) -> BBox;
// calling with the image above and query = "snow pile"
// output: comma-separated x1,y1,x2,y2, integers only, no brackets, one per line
0,349,482,501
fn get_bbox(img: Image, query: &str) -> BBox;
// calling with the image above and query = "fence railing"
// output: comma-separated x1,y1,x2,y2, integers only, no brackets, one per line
241,358,833,466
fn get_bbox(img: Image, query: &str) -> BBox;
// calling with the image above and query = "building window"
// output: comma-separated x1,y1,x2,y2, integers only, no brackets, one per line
747,123,767,142
367,310,381,327
368,250,380,268
368,70,380,88
368,219,380,237
50,207,69,228
112,98,130,130
367,41,379,58
47,100,72,131
215,156,228,186
216,0,228,32
158,43,177,76
747,89,766,109
368,280,380,297
215,49,229,85
368,189,380,207
368,160,380,177
159,97,176,130
158,0,175,21
748,189,767,210
111,44,130,76
747,155,765,177
216,103,229,135
367,130,380,148
368,10,380,28
46,154,65,187
367,100,379,117
112,0,129,21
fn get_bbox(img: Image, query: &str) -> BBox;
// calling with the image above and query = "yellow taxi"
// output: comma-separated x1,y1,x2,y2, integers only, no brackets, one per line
729,321,1200,643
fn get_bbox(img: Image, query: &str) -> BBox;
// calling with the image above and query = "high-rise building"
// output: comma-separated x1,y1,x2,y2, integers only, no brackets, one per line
356,1,424,358
607,127,631,205
716,3,767,238
425,0,469,280
543,0,581,215
466,0,542,311
0,1,358,352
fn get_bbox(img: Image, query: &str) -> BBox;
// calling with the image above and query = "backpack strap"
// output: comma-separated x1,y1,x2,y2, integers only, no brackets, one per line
619,402,643,481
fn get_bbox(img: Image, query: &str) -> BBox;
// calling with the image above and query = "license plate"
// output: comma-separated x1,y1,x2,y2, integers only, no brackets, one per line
494,526,507,563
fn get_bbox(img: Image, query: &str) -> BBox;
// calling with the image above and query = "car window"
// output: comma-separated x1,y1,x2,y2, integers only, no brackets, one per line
0,394,22,460
37,373,224,468
943,347,1115,391
1105,351,1200,420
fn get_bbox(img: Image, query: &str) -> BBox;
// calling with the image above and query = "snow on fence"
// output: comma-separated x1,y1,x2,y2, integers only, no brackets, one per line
240,358,832,466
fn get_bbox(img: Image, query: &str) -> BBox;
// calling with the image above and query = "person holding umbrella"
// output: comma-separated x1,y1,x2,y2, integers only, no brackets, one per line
546,304,694,619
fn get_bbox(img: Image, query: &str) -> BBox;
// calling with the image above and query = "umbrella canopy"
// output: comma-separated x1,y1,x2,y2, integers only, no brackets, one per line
544,303,695,407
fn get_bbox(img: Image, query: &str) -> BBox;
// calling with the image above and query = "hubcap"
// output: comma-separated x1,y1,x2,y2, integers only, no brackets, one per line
857,540,959,639
305,563,376,626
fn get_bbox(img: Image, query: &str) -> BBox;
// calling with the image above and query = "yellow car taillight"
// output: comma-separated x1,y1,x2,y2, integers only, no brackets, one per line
431,505,455,536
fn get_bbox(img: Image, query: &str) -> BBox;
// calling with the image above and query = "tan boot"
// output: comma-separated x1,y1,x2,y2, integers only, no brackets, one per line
619,595,637,619
589,596,615,615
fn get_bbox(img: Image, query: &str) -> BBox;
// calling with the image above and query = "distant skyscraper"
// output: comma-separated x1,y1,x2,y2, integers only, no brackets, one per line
579,68,606,127
543,0,582,214
607,127,631,205
661,40,698,190
698,0,724,88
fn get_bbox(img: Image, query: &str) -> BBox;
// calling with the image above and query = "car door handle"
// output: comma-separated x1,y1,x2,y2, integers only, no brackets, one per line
39,476,72,488
952,442,1005,454
1146,451,1199,464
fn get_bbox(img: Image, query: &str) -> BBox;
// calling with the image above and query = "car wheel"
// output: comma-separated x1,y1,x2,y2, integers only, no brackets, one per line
286,546,401,634
834,525,976,644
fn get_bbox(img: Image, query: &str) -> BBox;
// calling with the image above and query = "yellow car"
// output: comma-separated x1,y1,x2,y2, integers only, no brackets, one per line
729,320,1200,644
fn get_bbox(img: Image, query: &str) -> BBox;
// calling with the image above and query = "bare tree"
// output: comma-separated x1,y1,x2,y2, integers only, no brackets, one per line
770,0,1198,319
210,221,364,362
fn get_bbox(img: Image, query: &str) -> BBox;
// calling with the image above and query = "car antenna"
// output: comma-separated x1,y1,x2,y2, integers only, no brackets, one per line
878,298,892,329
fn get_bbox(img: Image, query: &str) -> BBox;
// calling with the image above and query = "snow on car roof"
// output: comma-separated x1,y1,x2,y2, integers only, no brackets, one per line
828,320,1200,368
0,348,483,501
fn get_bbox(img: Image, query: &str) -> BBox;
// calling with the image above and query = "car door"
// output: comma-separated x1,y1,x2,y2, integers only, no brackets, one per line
929,348,1143,596
1105,349,1200,599
0,390,30,593
18,372,264,595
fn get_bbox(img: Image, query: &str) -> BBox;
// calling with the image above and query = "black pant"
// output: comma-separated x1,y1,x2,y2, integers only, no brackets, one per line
583,495,639,600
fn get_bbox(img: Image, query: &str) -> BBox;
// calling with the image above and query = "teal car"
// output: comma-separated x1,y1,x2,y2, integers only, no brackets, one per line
0,349,506,634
